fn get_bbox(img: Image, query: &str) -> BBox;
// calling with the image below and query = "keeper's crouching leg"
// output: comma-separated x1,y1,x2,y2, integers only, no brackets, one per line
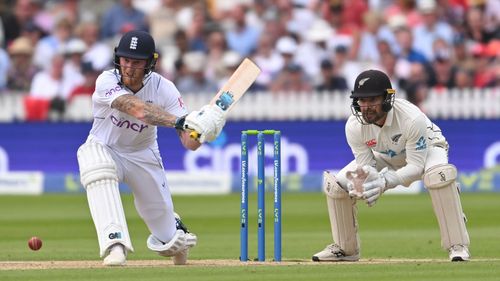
77,142,133,264
423,164,470,261
312,171,359,262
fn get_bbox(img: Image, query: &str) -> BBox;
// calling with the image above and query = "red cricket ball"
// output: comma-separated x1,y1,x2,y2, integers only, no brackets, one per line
28,236,42,251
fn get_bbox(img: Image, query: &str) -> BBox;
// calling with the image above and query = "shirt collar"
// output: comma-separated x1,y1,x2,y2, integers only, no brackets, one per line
383,108,394,127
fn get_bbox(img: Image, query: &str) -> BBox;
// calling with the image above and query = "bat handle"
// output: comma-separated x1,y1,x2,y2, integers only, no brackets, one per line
190,131,200,140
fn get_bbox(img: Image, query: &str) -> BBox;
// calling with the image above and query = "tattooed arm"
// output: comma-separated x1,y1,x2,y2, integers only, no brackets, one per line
111,94,177,127
111,94,201,150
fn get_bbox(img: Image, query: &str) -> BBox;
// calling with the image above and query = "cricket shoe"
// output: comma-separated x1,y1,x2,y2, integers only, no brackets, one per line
103,243,126,266
449,244,470,262
312,244,359,262
172,213,197,265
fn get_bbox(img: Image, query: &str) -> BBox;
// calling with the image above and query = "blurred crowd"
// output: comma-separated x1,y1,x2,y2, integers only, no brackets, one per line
0,0,498,117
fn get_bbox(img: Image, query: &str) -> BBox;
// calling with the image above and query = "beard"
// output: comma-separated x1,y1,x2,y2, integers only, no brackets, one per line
121,71,143,88
362,109,385,124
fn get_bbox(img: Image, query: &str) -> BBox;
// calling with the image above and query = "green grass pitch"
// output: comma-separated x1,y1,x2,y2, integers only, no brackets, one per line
0,192,499,280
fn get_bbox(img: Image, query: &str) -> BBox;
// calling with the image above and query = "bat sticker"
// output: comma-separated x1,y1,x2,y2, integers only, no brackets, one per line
215,91,234,111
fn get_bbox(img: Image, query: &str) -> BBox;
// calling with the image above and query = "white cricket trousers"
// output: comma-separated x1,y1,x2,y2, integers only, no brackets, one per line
103,142,178,243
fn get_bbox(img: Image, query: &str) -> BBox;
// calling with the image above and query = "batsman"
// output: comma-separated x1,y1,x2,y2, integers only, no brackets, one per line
77,30,225,266
312,69,470,262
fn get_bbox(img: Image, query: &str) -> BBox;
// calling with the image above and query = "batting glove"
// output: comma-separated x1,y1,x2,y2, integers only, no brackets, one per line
184,104,226,143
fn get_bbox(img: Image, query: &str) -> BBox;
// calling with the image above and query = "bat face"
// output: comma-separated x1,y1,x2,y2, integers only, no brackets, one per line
210,58,261,113
188,58,261,140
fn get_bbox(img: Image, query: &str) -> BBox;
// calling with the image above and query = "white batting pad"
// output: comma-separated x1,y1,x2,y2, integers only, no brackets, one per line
77,142,133,257
423,164,470,249
323,171,360,256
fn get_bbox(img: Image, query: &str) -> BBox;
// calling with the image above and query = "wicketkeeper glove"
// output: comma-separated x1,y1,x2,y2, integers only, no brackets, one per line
361,166,401,207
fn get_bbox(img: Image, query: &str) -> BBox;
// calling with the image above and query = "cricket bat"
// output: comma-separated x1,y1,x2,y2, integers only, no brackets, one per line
190,58,261,140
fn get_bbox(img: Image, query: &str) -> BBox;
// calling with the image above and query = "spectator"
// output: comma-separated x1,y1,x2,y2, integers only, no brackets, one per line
217,50,245,90
379,50,402,89
432,49,456,89
20,20,45,47
148,0,181,47
29,54,66,99
275,36,297,71
295,19,331,79
379,14,407,55
484,40,499,87
413,0,454,60
315,59,348,92
488,68,499,88
405,81,428,109
453,67,474,90
322,1,359,53
0,0,41,47
394,26,434,85
383,0,422,28
176,51,218,94
225,4,261,56
321,0,367,31
333,45,363,89
483,0,500,37
7,36,38,92
183,3,209,52
0,44,10,92
76,21,112,71
407,62,431,88
173,29,189,59
100,0,148,39
465,6,495,44
30,53,72,120
471,42,497,88
260,18,287,47
32,16,73,70
395,26,428,64
252,33,283,90
51,0,81,28
62,38,86,97
352,11,383,63
68,61,98,101
339,0,369,29
451,33,476,73
205,29,228,81
270,62,312,93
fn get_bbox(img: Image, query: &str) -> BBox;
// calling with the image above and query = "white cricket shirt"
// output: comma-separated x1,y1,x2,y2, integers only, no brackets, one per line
345,98,446,186
88,70,188,152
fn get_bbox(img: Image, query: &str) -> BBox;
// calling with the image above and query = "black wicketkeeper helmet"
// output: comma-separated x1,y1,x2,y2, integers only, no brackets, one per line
350,69,396,113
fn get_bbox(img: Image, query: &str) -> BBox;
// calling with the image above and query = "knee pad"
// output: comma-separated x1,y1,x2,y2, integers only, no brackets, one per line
423,164,457,190
323,170,349,199
78,142,118,188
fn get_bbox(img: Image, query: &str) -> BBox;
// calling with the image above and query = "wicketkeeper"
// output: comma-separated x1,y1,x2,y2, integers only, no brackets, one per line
312,69,470,262
77,30,225,266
